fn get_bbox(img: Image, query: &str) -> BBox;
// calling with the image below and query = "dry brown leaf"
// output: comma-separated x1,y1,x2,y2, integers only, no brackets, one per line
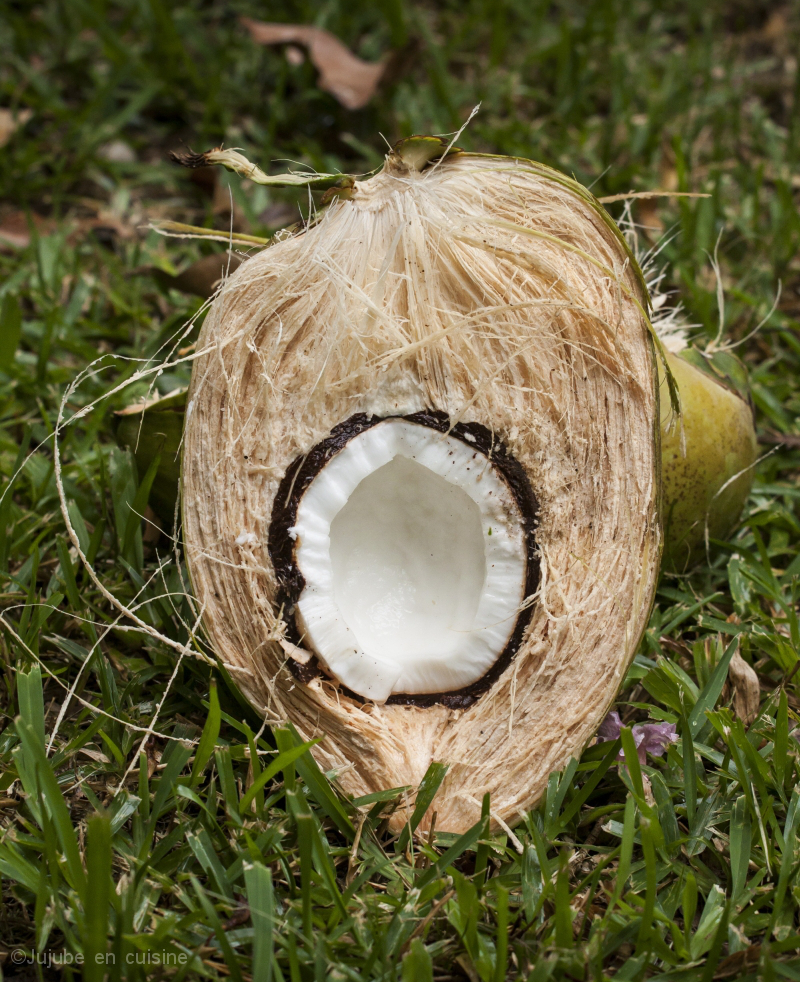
241,17,388,110
285,44,305,66
637,198,664,239
143,505,164,545
714,945,761,980
212,180,249,234
758,431,800,448
728,650,760,725
0,211,32,250
761,8,790,53
98,139,137,164
0,108,32,149
258,201,298,229
1,200,141,252
659,162,679,192
146,742,160,779
0,208,56,251
148,252,244,298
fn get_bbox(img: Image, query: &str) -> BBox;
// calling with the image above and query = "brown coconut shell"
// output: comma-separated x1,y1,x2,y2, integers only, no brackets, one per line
181,148,661,833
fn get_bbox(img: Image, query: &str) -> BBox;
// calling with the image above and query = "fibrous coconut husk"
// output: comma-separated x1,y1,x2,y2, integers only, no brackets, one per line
181,147,661,833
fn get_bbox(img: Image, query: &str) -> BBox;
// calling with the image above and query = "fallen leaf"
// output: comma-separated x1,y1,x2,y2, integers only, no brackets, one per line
727,650,760,725
0,108,32,149
186,162,217,196
212,178,249,233
285,44,305,66
0,208,55,250
146,742,160,779
455,955,481,982
142,505,164,545
637,197,664,239
258,201,299,229
714,945,761,979
659,162,679,192
98,139,137,164
241,17,388,110
222,906,251,932
148,251,244,298
762,9,788,44
0,211,32,249
758,430,800,448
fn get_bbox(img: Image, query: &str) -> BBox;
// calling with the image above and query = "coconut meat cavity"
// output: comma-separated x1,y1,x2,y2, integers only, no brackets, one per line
288,419,527,703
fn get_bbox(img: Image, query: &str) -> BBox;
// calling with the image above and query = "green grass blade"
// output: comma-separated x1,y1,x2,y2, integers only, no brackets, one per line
521,844,542,921
682,723,697,826
285,724,355,838
15,719,87,901
416,818,486,890
698,900,730,982
544,758,579,830
238,739,320,816
143,740,194,846
637,817,658,945
611,796,636,908
775,687,789,791
0,841,41,893
0,293,22,370
16,663,45,750
493,883,509,981
553,853,572,948
551,737,621,834
682,870,698,950
55,534,82,611
402,938,433,982
688,637,739,738
244,861,275,982
396,761,448,853
473,792,491,886
295,805,315,940
769,788,800,937
189,682,221,786
190,875,244,982
214,747,242,823
188,827,232,900
729,794,751,901
83,811,112,982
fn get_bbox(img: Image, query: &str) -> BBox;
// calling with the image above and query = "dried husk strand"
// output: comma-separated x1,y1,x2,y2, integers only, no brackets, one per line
180,141,662,834
176,141,682,421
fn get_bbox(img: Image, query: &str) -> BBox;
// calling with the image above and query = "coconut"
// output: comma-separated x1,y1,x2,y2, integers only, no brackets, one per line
179,139,661,833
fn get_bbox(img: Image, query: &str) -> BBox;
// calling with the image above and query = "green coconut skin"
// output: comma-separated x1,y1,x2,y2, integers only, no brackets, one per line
660,349,757,570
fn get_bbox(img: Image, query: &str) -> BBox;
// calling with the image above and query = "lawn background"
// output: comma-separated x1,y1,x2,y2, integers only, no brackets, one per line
1,1,800,979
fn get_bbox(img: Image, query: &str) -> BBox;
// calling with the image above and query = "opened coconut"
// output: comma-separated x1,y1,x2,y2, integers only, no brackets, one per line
179,139,661,832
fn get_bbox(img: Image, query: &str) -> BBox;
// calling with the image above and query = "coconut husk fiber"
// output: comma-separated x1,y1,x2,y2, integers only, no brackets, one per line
181,148,661,833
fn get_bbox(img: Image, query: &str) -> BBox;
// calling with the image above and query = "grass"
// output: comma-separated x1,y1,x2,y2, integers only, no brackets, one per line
1,0,800,979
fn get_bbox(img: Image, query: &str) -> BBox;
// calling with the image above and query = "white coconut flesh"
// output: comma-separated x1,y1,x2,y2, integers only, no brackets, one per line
290,419,528,703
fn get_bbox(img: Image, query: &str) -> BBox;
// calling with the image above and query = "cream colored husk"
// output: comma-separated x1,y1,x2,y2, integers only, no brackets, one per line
182,151,661,833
